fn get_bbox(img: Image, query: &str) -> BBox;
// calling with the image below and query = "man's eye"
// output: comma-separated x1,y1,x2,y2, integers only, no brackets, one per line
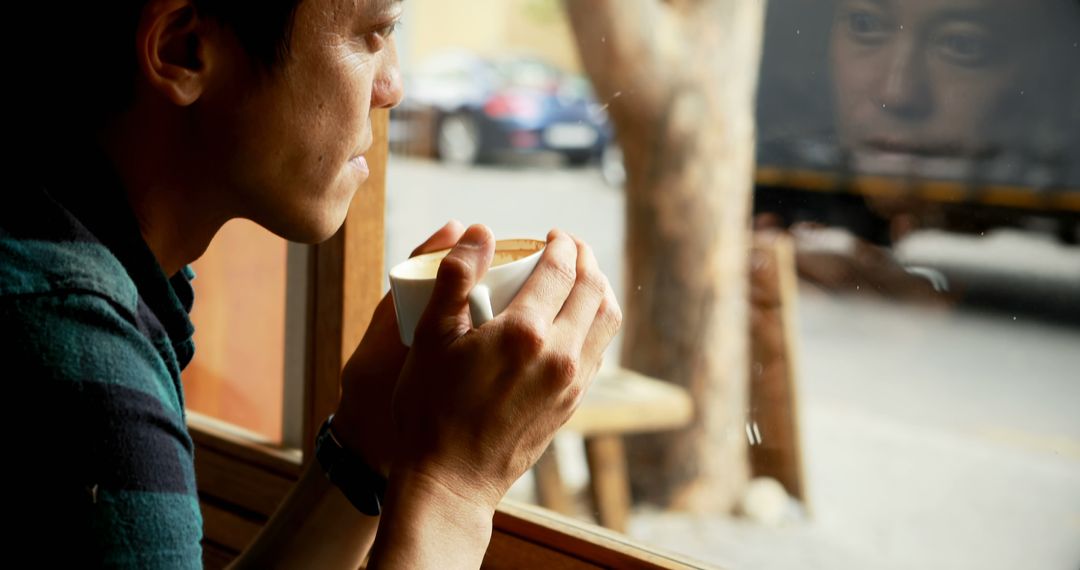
361,18,402,52
936,32,992,66
846,11,892,44
375,19,402,40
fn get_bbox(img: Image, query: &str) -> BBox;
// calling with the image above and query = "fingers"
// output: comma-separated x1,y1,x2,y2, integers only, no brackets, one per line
415,224,495,345
411,219,467,258
552,237,607,355
504,229,579,326
370,292,410,351
526,233,621,415
501,230,621,378
578,275,623,380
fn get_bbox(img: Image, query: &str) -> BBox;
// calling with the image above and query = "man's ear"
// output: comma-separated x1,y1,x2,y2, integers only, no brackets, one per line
135,0,223,106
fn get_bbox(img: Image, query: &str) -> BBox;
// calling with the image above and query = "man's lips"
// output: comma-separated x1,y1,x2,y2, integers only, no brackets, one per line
349,155,369,174
349,136,373,174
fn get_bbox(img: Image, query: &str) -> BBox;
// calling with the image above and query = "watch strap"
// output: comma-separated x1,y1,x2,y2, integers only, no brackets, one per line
315,415,387,516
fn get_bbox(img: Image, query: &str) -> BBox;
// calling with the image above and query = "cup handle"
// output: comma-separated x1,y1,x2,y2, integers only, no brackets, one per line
468,284,495,327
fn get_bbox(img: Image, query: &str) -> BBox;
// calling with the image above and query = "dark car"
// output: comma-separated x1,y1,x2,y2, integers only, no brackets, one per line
389,51,610,166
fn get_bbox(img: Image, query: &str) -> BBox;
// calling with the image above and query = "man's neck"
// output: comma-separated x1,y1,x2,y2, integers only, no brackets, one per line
99,112,232,277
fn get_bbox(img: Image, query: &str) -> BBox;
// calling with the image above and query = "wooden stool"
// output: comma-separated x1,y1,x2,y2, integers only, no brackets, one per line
749,233,807,505
532,367,693,532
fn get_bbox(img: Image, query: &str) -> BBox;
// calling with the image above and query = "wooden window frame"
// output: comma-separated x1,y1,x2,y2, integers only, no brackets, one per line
191,110,707,569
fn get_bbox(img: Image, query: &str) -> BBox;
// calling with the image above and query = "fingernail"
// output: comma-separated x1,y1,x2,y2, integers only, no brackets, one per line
459,225,490,248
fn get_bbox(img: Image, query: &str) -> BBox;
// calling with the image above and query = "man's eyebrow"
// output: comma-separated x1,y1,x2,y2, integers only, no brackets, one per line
834,0,892,12
930,8,1001,26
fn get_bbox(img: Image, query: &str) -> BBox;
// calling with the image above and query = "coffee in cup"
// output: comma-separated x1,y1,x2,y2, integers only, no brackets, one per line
389,238,546,346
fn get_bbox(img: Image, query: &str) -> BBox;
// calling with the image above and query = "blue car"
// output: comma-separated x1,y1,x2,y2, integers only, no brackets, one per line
390,51,611,166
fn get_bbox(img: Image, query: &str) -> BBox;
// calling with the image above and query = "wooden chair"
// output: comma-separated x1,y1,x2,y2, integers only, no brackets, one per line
748,233,807,505
533,367,694,532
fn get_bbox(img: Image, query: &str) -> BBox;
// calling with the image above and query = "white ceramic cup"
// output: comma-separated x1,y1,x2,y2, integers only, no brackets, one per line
389,238,546,346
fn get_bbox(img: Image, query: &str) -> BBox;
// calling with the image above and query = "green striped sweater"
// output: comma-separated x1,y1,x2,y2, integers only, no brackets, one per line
3,151,204,568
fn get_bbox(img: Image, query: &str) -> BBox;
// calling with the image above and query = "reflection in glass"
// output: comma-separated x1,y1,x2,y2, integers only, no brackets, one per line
388,0,1079,568
830,0,1078,184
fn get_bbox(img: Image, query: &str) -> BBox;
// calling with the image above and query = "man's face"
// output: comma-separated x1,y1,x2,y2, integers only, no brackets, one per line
200,0,404,243
829,0,1033,175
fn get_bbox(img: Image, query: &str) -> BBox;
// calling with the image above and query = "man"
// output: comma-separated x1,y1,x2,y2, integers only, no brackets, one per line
5,0,622,567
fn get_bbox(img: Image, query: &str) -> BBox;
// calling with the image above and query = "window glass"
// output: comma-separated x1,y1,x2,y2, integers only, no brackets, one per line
182,219,288,444
389,1,1079,568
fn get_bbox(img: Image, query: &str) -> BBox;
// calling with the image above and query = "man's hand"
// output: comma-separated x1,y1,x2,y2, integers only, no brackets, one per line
389,224,623,512
332,220,468,475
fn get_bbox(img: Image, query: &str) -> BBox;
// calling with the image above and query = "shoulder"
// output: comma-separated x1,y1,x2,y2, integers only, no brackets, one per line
1,183,140,312
0,235,139,317
0,232,181,395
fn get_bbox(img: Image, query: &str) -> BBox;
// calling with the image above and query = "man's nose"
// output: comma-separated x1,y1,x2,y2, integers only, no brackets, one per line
372,48,404,110
875,40,932,120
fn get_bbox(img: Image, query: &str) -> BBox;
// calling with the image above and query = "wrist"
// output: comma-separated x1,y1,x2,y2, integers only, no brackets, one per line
371,467,494,567
391,464,497,520
394,456,507,514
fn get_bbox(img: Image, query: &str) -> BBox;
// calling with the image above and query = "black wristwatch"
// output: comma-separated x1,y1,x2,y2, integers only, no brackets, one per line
314,415,387,516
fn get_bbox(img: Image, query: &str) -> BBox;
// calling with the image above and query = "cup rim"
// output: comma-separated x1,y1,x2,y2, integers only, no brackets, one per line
389,238,546,282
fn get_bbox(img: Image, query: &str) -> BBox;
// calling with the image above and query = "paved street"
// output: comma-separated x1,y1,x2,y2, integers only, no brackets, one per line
385,155,1080,570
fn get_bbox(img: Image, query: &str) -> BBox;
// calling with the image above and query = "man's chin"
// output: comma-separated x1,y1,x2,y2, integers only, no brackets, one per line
259,203,352,245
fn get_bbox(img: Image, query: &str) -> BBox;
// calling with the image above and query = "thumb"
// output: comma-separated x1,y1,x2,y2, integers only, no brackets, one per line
415,224,495,344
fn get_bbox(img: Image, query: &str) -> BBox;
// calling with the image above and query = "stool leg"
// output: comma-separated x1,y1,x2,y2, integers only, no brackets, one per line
533,442,573,515
584,435,630,532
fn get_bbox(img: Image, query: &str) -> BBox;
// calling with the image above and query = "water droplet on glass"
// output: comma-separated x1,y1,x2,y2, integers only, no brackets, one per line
882,103,887,109
1012,316,1017,321
795,28,800,35
636,285,643,291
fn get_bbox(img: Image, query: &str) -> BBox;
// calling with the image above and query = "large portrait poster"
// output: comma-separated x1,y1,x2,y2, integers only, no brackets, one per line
755,0,1080,238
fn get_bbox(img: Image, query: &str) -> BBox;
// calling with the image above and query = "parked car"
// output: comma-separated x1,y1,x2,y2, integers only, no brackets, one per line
389,51,611,166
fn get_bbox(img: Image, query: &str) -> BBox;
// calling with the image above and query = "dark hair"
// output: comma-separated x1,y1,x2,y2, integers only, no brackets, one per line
18,0,304,156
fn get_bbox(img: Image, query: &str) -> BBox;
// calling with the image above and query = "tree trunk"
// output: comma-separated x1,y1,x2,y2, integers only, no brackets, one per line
564,0,766,512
